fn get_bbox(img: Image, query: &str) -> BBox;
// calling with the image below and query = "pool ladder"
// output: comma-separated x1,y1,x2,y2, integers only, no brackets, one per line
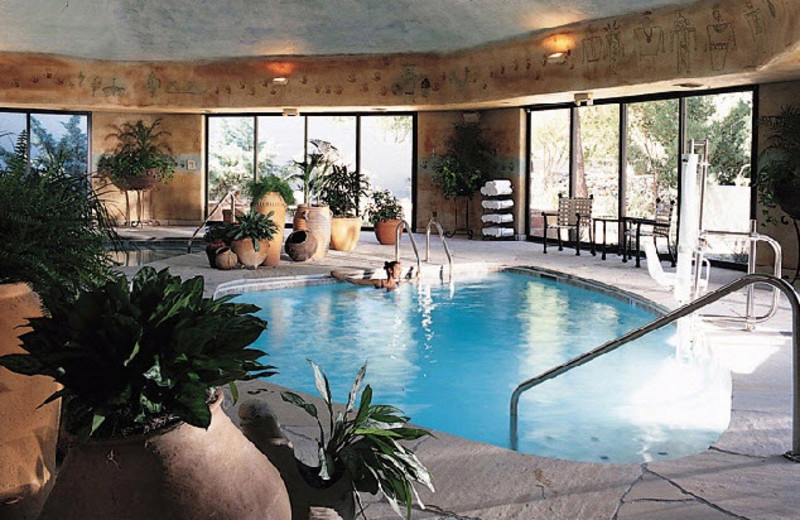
394,219,454,282
509,273,800,461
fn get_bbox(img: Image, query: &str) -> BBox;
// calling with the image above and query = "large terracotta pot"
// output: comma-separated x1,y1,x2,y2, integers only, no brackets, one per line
253,192,287,266
374,219,402,245
215,247,238,270
0,283,60,520
295,205,332,259
231,238,270,268
330,217,362,252
285,230,318,262
40,395,291,520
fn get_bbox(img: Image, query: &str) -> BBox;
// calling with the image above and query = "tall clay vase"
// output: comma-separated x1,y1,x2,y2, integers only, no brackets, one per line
295,204,332,259
374,219,402,245
39,394,291,520
254,192,286,266
0,283,60,520
330,217,362,252
231,238,269,268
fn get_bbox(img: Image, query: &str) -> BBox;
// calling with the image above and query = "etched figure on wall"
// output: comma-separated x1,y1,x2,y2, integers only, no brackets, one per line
634,12,666,70
604,20,624,75
670,14,697,74
582,27,604,78
743,0,765,39
707,5,737,71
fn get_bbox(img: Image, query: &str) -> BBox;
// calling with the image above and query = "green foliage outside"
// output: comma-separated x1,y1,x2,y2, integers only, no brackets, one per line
0,130,117,303
0,267,275,439
281,361,433,520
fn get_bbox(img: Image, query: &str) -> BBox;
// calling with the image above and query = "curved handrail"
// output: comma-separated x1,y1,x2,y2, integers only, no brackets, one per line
187,190,239,253
509,273,800,460
425,218,454,282
394,220,422,276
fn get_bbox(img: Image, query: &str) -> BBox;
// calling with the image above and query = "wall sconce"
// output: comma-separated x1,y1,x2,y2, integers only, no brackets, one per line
272,77,289,85
574,92,594,106
546,50,570,64
463,111,480,123
282,108,299,116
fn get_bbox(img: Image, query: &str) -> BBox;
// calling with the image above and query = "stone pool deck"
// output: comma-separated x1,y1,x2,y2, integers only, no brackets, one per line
117,227,800,519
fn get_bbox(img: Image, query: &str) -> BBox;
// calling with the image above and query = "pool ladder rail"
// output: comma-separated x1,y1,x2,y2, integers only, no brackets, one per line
509,273,800,462
187,190,240,253
394,219,454,282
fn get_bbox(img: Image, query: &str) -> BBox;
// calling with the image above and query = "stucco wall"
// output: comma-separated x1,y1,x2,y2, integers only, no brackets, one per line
757,80,800,274
93,113,205,225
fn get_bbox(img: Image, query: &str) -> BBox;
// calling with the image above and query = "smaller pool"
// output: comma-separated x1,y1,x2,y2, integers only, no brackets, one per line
108,242,186,266
236,271,731,463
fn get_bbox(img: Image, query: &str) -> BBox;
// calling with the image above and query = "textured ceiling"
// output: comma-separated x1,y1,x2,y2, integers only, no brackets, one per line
3,0,697,62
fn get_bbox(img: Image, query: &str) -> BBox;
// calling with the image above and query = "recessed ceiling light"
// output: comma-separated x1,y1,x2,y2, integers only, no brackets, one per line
675,82,705,89
272,77,289,85
547,51,570,64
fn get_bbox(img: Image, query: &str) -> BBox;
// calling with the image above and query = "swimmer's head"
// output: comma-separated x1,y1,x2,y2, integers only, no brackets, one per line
384,260,402,279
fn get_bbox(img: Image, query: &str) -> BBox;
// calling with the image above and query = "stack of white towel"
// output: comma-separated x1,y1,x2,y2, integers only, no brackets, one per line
480,180,513,196
481,199,513,210
482,226,514,237
481,213,514,224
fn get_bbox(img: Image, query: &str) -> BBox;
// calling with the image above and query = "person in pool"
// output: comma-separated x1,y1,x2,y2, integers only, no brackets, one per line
331,261,417,292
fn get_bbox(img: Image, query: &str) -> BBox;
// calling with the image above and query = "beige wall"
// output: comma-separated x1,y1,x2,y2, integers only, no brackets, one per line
93,112,205,225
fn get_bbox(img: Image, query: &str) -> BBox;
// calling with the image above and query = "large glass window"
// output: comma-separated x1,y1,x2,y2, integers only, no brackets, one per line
360,116,413,221
529,109,570,238
626,99,679,219
207,114,415,224
0,111,88,177
687,92,753,263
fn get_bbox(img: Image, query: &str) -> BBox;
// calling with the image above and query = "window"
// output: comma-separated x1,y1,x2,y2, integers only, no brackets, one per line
206,114,415,225
687,91,753,263
529,109,570,238
0,111,89,177
360,116,413,221
626,99,679,219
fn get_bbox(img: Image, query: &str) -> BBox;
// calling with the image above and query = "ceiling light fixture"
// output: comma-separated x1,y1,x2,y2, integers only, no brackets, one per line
674,82,705,89
272,77,289,85
282,108,299,117
547,50,570,64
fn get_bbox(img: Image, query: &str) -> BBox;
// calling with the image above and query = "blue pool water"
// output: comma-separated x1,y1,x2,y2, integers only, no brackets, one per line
236,271,730,463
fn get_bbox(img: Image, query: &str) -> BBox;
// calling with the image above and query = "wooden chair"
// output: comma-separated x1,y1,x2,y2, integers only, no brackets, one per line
542,194,595,256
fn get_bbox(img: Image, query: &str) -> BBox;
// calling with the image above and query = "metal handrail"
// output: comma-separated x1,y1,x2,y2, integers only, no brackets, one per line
394,220,422,276
509,273,800,460
187,190,240,253
697,220,782,329
425,218,454,282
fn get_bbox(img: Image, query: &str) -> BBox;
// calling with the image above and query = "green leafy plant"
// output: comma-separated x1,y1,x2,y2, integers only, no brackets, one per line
432,121,495,200
0,267,275,438
226,210,278,251
203,221,235,245
97,119,176,188
290,141,333,206
0,131,118,303
318,164,370,217
365,189,403,225
281,361,433,519
758,105,800,223
248,174,295,206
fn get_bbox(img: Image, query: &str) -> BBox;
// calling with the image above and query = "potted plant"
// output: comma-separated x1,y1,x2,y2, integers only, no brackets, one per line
319,164,370,252
758,105,800,222
432,121,495,237
0,267,291,520
97,118,176,191
202,222,232,268
227,210,280,268
0,132,118,518
279,362,433,520
248,175,294,265
366,189,404,245
290,141,335,259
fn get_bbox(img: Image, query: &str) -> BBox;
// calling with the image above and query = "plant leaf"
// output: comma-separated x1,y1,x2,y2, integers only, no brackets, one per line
280,391,318,418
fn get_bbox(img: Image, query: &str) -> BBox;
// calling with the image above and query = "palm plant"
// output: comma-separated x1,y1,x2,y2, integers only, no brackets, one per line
318,164,370,217
290,140,337,205
281,361,434,520
97,119,176,188
248,174,295,205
